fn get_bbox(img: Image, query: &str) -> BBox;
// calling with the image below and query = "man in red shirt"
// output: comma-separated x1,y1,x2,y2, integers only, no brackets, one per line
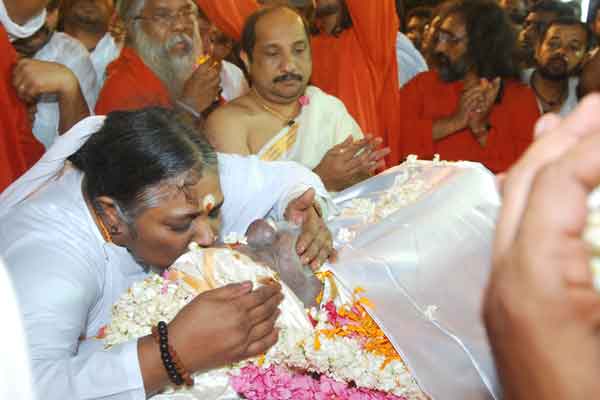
95,0,221,116
1,0,89,192
399,0,540,173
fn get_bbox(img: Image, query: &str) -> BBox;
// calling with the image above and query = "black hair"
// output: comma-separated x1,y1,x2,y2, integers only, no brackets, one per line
241,5,312,62
69,107,217,221
539,16,592,51
407,6,433,23
528,0,576,17
444,0,521,79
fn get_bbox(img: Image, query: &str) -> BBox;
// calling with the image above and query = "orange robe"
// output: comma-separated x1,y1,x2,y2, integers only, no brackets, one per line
196,0,403,166
399,71,541,174
95,47,172,115
0,26,44,192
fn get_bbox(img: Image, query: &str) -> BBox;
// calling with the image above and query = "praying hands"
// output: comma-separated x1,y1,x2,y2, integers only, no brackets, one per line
313,135,390,192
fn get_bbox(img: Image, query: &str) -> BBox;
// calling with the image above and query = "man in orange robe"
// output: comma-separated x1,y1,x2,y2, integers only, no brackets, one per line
1,12,45,192
197,0,403,166
399,0,540,174
95,0,221,116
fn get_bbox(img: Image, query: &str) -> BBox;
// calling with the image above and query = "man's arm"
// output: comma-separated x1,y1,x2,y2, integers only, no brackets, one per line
205,105,252,155
5,244,147,400
12,59,90,134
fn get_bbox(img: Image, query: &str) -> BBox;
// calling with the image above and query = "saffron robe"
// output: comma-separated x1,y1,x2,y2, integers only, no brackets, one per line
0,25,44,192
399,71,541,174
196,0,403,166
95,48,246,115
94,47,171,115
256,86,363,169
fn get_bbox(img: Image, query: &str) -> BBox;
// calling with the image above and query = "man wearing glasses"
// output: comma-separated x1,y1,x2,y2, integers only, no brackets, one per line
399,0,540,174
95,0,222,120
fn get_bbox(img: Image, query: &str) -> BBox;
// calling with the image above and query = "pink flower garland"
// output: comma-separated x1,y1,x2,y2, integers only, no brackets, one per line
231,364,408,400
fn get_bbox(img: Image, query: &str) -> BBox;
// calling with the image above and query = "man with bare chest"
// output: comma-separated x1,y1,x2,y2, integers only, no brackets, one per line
205,5,389,192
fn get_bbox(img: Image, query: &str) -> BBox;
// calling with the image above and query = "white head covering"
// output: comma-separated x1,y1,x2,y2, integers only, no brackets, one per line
0,257,36,400
0,116,106,217
0,0,46,41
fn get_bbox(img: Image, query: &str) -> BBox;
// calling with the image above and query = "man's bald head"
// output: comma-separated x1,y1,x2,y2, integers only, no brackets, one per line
241,5,311,61
240,5,312,104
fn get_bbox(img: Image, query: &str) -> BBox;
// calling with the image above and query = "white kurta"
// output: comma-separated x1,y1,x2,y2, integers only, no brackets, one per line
220,61,249,102
33,32,98,148
0,149,329,399
90,33,122,95
522,68,579,117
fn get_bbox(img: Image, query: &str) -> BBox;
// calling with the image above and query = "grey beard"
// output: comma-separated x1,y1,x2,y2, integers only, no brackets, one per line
130,26,201,98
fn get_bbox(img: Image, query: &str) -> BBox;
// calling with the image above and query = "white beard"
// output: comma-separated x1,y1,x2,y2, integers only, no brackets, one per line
131,26,202,98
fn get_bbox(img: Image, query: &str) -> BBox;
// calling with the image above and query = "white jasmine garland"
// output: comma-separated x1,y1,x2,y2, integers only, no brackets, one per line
102,245,426,399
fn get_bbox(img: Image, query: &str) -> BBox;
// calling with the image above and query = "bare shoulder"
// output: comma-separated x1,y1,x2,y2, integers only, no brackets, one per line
205,95,256,154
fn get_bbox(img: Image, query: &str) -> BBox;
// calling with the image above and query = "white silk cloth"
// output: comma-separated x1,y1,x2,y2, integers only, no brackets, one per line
328,160,501,400
256,85,363,169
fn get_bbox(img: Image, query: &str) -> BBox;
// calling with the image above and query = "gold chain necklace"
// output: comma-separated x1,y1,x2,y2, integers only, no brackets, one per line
252,88,298,127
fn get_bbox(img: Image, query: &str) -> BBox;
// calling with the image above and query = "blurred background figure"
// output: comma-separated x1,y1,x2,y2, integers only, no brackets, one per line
60,0,122,90
405,6,432,53
523,17,590,115
517,0,575,68
498,0,527,26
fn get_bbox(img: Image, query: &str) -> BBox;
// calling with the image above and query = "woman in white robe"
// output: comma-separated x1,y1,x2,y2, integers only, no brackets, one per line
0,107,333,400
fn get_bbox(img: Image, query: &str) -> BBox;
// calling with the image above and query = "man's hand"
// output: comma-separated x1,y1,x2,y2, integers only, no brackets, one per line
181,57,222,114
284,188,335,270
12,59,79,103
313,135,390,192
466,78,501,141
12,58,89,133
169,281,282,373
484,95,600,400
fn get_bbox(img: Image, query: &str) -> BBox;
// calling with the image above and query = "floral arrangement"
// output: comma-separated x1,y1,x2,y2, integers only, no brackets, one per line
338,155,445,225
100,244,426,400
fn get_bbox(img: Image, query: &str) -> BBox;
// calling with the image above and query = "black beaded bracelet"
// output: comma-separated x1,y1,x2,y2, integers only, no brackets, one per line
153,322,184,386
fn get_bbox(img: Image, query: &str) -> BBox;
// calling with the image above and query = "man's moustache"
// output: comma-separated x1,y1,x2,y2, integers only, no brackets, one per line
165,34,193,51
273,73,303,83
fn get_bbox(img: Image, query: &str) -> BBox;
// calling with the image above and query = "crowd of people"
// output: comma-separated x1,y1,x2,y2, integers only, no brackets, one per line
1,0,600,398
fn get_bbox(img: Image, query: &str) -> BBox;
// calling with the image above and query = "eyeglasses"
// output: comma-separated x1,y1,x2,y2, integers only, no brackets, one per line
436,31,467,46
134,8,197,27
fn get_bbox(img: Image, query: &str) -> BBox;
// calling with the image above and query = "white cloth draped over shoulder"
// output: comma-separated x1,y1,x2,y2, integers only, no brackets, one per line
0,115,331,400
256,86,363,169
0,0,45,41
33,32,98,148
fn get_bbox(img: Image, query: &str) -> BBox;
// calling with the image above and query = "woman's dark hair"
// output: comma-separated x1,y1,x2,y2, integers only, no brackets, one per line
241,5,312,62
445,0,521,79
69,107,217,222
